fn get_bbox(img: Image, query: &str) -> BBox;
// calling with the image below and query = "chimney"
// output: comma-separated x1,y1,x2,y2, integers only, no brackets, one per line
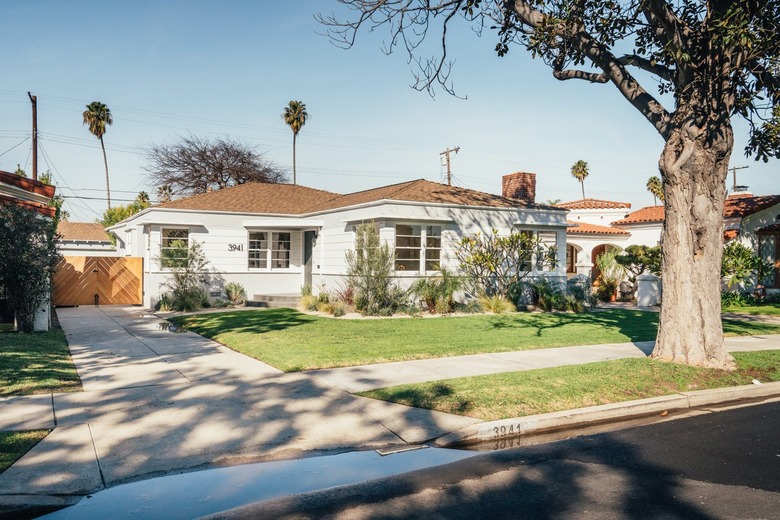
502,172,536,203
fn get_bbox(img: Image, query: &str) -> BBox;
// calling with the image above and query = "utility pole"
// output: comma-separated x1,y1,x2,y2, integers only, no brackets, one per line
439,146,460,186
28,92,38,181
729,165,749,191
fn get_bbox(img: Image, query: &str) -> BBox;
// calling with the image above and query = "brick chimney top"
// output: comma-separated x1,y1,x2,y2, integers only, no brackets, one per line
502,172,536,203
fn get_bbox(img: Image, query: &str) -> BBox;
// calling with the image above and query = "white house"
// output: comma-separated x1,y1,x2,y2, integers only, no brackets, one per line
108,173,569,308
57,221,117,256
559,188,780,293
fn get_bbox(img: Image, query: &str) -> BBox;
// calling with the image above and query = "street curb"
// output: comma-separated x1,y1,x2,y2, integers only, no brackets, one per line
433,381,780,447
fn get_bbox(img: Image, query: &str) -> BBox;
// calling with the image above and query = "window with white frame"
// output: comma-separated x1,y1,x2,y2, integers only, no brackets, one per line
248,231,291,269
160,228,188,268
394,224,441,272
516,229,557,272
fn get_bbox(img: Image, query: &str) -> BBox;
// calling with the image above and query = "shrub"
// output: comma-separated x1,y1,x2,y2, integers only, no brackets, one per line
332,302,347,317
299,294,318,311
224,282,246,305
160,241,211,312
410,268,464,313
212,299,228,308
721,241,771,290
300,284,313,297
477,295,514,314
346,223,407,315
318,292,330,304
155,293,174,312
511,278,591,312
333,283,355,306
596,250,626,301
721,291,758,307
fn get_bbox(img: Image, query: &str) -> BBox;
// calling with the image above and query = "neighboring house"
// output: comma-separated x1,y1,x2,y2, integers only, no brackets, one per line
57,221,117,256
108,173,569,308
0,169,56,331
559,187,780,292
557,199,633,278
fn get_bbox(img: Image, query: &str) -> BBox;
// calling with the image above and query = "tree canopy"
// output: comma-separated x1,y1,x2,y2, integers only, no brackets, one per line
320,0,780,370
145,135,288,196
83,101,113,209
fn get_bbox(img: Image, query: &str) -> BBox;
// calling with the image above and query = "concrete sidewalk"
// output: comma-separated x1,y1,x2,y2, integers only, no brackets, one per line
0,306,478,501
309,334,780,392
1,306,779,512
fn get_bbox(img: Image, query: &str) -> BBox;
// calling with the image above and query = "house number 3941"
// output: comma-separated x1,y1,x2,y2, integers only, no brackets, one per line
228,244,244,252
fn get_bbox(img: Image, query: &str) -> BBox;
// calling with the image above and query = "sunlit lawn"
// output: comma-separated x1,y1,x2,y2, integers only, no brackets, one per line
0,430,49,473
722,303,780,316
173,308,780,372
360,350,780,421
0,328,81,397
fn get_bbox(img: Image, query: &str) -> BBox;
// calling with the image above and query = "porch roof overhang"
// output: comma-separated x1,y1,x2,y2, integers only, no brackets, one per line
242,219,324,230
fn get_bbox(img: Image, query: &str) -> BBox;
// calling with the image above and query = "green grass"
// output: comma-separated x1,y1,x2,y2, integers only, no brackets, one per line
723,303,780,316
0,328,81,397
0,430,50,473
173,308,780,372
359,350,780,421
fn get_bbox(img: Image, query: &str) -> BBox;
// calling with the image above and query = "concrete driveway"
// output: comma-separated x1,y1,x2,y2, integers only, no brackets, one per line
0,306,478,499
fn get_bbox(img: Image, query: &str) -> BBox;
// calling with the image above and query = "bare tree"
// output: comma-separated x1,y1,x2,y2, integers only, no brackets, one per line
145,135,288,196
319,1,780,369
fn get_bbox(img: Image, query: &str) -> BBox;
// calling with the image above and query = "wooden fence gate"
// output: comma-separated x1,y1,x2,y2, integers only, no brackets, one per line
54,256,143,306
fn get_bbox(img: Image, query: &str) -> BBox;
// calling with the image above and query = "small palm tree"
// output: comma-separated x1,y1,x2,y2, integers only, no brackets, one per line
646,175,664,205
157,184,174,203
83,101,114,209
282,100,309,185
570,159,589,199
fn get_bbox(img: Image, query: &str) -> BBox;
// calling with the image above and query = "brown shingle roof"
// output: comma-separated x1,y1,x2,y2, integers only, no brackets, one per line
57,222,111,242
566,221,630,235
557,198,631,210
156,183,341,214
150,180,561,215
612,206,665,225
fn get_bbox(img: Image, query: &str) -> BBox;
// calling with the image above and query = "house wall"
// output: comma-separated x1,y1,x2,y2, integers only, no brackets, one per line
567,208,630,227
115,202,568,308
58,242,118,257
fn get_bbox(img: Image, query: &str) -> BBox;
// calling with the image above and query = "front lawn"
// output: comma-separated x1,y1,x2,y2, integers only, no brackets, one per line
722,303,780,316
172,308,780,372
0,328,81,397
359,350,780,421
0,430,49,473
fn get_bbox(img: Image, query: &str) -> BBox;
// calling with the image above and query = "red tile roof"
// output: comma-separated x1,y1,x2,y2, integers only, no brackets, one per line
557,198,631,210
566,221,630,235
723,229,739,241
724,194,780,218
612,206,665,225
152,179,560,215
0,169,56,217
614,195,780,226
58,222,111,242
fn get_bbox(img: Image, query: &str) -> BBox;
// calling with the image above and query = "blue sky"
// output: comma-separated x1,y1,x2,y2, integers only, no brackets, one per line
1,1,776,222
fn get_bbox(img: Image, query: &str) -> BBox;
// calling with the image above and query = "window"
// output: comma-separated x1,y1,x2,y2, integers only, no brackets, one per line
161,228,188,268
248,231,291,269
517,229,557,272
758,232,779,288
566,244,578,273
248,232,268,269
394,224,441,272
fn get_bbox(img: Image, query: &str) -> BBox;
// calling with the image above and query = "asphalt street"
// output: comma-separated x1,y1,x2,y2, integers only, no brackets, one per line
206,401,780,519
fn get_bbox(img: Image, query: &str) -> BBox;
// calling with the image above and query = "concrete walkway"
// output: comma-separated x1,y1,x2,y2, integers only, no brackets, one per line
1,306,779,506
0,307,478,500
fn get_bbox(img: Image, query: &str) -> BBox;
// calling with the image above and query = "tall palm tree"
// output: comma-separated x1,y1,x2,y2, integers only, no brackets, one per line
157,184,173,203
82,101,114,209
646,176,664,205
570,159,589,199
282,100,309,185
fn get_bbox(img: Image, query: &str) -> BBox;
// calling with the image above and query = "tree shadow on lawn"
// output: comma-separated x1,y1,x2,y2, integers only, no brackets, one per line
374,383,473,416
170,308,314,339
487,309,660,343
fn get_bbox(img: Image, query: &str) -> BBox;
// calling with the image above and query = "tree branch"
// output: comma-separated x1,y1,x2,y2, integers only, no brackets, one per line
619,54,674,82
511,0,672,139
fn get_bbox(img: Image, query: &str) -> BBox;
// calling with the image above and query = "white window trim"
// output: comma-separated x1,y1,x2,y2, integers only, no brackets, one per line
159,227,190,270
393,223,442,275
247,230,293,271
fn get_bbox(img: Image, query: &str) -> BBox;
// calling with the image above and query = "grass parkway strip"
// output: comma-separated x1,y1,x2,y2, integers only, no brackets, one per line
172,308,780,372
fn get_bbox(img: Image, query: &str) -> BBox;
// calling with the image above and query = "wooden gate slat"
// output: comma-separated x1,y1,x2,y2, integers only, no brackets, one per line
54,256,143,306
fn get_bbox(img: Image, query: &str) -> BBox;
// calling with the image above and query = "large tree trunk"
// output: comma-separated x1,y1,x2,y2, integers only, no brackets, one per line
652,119,736,370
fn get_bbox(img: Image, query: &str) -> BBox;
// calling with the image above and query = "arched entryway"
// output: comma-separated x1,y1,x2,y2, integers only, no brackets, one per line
590,244,620,283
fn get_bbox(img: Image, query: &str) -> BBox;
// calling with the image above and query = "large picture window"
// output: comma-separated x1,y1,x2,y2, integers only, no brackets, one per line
160,228,188,268
248,231,291,269
395,224,441,272
758,232,779,288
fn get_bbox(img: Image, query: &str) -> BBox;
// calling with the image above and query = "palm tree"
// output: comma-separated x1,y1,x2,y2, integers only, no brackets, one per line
157,184,173,203
646,176,664,205
82,101,114,209
282,100,309,185
570,159,589,199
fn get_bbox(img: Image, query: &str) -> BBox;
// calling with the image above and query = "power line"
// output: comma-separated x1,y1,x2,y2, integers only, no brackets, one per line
0,137,29,158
